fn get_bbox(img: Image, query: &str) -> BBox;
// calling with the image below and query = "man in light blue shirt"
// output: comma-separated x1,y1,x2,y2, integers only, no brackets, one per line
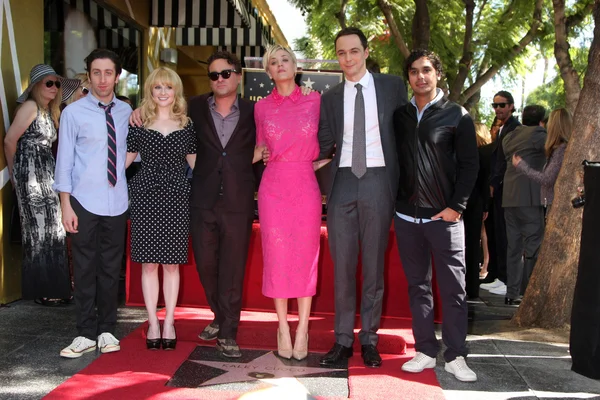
54,49,132,358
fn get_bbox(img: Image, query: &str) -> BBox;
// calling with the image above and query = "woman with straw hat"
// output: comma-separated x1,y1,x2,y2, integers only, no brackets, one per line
4,64,79,305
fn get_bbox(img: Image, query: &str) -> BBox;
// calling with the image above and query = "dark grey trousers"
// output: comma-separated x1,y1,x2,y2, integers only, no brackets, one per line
503,206,545,299
327,168,394,347
394,215,468,362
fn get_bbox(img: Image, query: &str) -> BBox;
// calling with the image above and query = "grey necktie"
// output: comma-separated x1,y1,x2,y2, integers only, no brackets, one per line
351,83,367,178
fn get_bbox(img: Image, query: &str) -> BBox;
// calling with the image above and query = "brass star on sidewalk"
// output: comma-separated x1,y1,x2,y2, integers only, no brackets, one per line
192,352,344,387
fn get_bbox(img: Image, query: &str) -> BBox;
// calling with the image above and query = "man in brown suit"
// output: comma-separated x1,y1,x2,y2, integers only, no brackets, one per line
190,51,260,358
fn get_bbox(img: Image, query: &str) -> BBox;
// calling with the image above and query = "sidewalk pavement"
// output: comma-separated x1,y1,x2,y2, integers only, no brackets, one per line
1,284,599,400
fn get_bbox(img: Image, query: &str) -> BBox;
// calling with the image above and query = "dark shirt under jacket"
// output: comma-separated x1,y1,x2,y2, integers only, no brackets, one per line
393,97,479,219
490,115,521,195
188,93,256,214
468,143,494,211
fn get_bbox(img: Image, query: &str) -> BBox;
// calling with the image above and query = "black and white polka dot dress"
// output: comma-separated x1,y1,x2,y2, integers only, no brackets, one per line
127,123,197,264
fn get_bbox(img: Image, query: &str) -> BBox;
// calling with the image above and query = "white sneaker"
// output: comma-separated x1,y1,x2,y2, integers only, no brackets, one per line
489,284,507,295
401,352,436,373
60,336,96,358
480,279,504,290
97,332,120,354
445,356,477,382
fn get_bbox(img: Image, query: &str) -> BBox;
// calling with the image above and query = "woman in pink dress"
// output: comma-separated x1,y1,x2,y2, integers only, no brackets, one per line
255,45,324,361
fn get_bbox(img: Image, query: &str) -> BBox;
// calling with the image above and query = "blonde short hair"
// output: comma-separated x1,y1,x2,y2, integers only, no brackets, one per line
474,122,491,147
140,67,189,128
262,45,298,74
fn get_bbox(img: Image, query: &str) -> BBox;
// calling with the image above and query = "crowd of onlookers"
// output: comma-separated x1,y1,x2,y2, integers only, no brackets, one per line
4,26,571,387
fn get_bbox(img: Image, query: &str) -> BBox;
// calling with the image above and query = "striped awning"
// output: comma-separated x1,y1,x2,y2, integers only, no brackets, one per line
175,12,267,47
152,0,251,28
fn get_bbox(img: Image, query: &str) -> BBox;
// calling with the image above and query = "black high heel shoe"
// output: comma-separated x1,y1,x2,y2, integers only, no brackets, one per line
161,326,177,351
146,325,161,350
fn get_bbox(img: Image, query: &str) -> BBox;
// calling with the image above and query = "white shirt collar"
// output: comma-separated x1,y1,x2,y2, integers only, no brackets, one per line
345,71,372,90
410,88,444,111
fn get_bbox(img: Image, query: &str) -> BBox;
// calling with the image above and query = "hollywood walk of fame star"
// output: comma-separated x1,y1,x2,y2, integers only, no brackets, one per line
302,77,315,89
325,84,330,89
192,351,345,387
260,83,264,88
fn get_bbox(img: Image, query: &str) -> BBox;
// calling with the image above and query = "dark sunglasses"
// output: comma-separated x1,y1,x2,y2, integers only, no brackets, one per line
81,87,89,95
208,69,237,81
491,102,508,109
45,80,61,89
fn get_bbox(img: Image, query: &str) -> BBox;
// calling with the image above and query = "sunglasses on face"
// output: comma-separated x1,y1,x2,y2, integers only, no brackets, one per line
208,69,237,81
492,102,508,109
45,80,61,89
81,87,89,95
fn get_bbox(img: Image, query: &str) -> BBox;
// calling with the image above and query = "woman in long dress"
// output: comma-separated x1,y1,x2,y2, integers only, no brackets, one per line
255,45,325,361
126,67,197,350
4,64,79,304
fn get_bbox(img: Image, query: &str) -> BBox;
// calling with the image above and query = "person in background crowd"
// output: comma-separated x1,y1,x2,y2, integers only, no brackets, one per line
63,73,90,107
255,45,324,361
481,91,520,296
464,123,492,298
501,105,547,306
317,27,408,369
394,49,479,382
117,95,133,108
126,67,197,351
55,49,132,358
512,108,572,213
4,64,79,306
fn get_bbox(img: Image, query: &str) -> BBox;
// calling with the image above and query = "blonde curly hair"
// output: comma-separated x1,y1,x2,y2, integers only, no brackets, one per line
140,67,189,128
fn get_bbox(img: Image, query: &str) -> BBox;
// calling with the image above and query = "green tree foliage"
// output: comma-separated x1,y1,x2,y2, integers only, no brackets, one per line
291,0,593,110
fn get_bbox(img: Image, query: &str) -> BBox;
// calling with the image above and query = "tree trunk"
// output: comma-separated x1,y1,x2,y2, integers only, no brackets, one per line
335,0,349,29
412,0,430,50
553,0,582,115
377,0,411,58
448,0,475,102
513,0,600,329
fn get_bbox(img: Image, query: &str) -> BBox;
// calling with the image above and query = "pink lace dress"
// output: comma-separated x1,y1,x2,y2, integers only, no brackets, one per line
255,86,321,298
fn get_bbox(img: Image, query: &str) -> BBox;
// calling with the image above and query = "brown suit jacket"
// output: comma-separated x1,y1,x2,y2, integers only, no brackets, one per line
189,93,256,213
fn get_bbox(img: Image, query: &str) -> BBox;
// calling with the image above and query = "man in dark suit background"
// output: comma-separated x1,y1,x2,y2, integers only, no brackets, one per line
501,105,547,306
318,27,407,369
481,90,521,296
189,52,260,358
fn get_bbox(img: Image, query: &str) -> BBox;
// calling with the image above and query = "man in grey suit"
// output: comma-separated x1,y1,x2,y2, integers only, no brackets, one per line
501,105,547,305
318,27,407,368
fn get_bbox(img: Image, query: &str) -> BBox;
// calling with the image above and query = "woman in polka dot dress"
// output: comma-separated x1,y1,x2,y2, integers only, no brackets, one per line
126,67,197,350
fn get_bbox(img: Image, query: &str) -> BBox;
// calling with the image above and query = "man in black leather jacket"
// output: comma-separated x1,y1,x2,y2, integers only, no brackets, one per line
393,49,479,382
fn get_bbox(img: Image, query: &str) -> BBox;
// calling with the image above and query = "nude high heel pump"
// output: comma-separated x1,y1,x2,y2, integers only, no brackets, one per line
293,332,309,361
277,328,293,359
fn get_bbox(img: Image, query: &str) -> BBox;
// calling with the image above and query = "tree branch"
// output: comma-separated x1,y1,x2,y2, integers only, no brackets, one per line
474,0,489,28
412,0,430,49
553,0,582,114
334,0,349,29
377,0,411,58
566,1,594,31
448,0,475,102
459,0,545,103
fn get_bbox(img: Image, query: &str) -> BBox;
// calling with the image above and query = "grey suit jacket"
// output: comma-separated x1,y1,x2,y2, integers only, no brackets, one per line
501,125,547,207
318,73,407,200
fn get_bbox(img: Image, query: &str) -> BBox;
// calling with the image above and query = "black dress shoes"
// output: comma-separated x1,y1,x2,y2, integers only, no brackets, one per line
162,327,177,350
505,297,522,306
319,343,353,366
361,345,382,368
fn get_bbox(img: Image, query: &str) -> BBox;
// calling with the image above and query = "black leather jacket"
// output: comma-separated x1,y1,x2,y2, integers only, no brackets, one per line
393,97,479,219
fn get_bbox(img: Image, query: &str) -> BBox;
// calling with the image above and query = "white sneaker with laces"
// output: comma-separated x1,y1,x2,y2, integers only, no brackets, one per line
480,279,504,291
97,332,120,354
60,336,96,358
401,352,436,373
445,356,477,382
489,284,507,295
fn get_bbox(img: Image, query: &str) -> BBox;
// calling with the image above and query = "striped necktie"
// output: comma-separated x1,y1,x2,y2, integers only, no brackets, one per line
99,102,117,186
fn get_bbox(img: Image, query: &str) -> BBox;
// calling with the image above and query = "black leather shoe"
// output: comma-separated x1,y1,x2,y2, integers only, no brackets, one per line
505,297,522,306
162,327,177,350
319,343,353,366
361,345,382,368
146,327,161,350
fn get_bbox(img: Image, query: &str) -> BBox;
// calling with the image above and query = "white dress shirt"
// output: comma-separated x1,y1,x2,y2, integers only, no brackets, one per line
339,71,385,168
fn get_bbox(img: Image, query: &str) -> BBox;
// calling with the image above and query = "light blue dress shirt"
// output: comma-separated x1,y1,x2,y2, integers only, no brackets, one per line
54,93,132,216
396,88,444,224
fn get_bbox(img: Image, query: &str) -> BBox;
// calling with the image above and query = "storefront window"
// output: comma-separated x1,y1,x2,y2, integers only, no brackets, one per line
44,0,141,106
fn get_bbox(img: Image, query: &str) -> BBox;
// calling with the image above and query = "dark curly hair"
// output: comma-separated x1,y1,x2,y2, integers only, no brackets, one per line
207,51,242,74
404,49,443,81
